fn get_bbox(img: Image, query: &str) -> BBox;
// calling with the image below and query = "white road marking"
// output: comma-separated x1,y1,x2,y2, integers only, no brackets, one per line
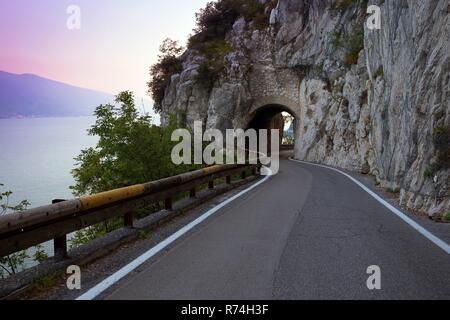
289,158,450,255
76,170,272,300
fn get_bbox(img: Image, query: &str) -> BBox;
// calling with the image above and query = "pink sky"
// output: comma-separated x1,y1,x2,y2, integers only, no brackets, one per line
0,0,210,99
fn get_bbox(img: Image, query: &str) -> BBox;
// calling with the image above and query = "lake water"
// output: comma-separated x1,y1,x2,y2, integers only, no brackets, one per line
0,117,97,208
0,117,98,271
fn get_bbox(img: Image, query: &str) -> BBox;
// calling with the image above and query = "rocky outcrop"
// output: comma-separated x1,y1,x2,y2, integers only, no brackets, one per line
160,0,450,216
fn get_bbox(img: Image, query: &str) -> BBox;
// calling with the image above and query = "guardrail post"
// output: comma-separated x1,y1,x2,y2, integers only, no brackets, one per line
252,167,257,176
241,170,247,180
165,198,173,210
124,211,134,228
226,176,231,184
208,180,214,190
52,199,68,260
190,188,196,198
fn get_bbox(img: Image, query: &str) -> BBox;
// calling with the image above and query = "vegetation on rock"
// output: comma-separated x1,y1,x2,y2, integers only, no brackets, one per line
148,0,276,107
432,125,450,172
343,29,364,66
423,124,450,179
189,0,275,89
329,0,368,14
329,23,364,67
444,212,450,222
148,39,183,113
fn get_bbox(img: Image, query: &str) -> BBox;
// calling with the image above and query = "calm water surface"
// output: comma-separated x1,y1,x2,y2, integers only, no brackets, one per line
0,117,97,208
0,117,97,268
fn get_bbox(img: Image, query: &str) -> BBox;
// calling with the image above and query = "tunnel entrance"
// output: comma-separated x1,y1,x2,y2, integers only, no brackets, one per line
246,104,296,152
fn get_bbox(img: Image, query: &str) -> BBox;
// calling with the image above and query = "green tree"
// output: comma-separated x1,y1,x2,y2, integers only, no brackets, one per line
71,91,196,196
0,184,30,215
148,39,183,113
0,184,31,278
70,91,199,247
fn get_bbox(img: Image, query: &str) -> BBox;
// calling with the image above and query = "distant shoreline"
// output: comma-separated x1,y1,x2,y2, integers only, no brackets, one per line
0,115,95,120
0,114,161,125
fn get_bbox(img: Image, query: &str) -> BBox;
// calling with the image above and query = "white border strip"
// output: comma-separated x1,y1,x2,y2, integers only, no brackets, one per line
289,158,450,255
76,170,272,300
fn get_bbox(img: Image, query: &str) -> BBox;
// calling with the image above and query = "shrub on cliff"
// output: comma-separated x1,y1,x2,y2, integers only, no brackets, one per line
189,0,275,89
329,25,364,67
148,39,183,113
189,0,273,46
189,0,240,47
329,0,368,15
433,125,450,171
195,62,218,92
148,1,275,101
194,39,231,91
343,29,364,66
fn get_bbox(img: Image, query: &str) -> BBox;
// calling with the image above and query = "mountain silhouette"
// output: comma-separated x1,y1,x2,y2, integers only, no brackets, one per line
0,71,115,118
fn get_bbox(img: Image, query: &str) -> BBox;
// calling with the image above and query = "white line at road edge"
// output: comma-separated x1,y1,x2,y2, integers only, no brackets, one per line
76,170,273,300
289,158,450,255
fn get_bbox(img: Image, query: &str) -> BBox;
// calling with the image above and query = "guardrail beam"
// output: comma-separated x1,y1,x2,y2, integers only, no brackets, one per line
0,164,259,259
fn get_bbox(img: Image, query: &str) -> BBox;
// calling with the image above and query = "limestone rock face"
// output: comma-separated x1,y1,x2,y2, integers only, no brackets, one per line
161,0,450,216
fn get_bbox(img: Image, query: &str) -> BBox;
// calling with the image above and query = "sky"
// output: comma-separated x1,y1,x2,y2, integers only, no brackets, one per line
0,0,210,100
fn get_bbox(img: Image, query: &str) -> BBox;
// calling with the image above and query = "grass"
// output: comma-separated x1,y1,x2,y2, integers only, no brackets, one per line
373,66,384,79
386,187,401,194
432,125,450,172
31,274,59,291
444,212,450,222
423,168,434,179
434,125,449,136
138,230,149,240
329,0,368,15
343,30,364,66
328,27,364,67
329,30,343,48
327,0,366,67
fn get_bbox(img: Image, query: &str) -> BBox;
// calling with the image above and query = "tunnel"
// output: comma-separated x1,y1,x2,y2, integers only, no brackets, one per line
246,104,297,153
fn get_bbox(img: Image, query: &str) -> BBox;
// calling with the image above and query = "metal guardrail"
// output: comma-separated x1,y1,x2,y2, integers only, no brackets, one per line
0,164,260,258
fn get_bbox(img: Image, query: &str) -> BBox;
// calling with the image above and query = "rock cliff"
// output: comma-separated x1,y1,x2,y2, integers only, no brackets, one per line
160,0,450,216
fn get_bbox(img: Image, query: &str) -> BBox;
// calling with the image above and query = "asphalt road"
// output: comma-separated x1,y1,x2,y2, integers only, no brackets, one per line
103,159,450,300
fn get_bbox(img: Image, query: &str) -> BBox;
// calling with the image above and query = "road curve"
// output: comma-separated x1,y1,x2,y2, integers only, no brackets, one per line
102,159,450,300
